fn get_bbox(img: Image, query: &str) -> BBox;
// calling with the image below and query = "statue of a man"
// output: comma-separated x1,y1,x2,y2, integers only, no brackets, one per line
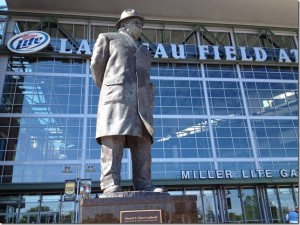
90,9,164,194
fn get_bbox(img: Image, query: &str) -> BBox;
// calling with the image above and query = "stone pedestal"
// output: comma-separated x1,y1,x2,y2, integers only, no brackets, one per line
80,192,198,223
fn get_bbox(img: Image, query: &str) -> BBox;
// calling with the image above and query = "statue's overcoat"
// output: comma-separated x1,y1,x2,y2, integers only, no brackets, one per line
90,32,154,146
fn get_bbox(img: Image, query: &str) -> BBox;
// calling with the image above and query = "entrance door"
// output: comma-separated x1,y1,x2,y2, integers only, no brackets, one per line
223,188,243,222
277,187,297,223
202,189,218,223
185,188,219,223
240,188,261,223
221,187,262,223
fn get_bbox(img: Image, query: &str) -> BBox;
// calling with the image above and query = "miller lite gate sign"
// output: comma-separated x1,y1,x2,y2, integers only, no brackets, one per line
6,30,299,64
7,31,50,54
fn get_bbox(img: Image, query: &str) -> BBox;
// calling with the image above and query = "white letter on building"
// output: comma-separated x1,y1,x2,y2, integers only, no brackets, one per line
240,47,253,61
154,44,168,58
290,169,298,177
212,46,221,60
241,170,248,178
265,170,272,178
59,38,72,54
278,49,291,63
181,171,190,179
225,170,232,178
76,40,92,55
171,44,186,59
224,46,237,60
279,169,288,177
198,45,209,60
253,47,267,62
216,170,224,179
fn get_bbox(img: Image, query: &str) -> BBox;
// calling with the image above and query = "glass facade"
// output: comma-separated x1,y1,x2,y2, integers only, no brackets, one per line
0,12,298,223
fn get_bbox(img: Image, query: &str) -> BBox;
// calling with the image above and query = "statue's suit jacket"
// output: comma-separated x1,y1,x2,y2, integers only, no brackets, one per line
90,31,154,146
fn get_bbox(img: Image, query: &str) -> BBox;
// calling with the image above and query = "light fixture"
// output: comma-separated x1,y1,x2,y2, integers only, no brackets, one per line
86,164,95,172
62,166,72,173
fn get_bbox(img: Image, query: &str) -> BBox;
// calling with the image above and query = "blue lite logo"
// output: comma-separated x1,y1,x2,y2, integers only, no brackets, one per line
7,31,50,54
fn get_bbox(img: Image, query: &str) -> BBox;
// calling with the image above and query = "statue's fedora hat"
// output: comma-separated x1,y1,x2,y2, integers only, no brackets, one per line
116,9,145,29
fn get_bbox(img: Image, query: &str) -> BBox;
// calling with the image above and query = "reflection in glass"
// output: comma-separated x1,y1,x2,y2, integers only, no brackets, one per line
252,119,298,158
267,188,281,223
2,75,85,114
224,189,243,222
241,188,260,222
240,65,297,80
19,195,40,223
278,187,296,223
202,189,218,223
152,117,212,163
213,119,252,158
0,117,84,163
0,195,20,223
185,189,203,223
7,57,86,74
243,81,298,117
206,81,245,116
152,162,166,179
205,64,238,78
60,202,74,223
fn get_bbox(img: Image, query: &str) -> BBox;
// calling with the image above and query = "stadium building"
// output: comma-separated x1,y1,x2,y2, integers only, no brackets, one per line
0,0,298,223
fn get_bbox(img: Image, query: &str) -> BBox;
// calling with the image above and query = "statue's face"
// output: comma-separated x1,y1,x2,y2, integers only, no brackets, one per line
123,18,143,39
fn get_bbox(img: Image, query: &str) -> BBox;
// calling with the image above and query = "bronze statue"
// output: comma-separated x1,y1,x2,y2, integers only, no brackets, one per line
90,9,164,194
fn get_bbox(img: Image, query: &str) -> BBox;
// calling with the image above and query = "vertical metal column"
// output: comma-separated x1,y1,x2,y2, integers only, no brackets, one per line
196,25,219,170
216,188,225,223
236,64,260,169
257,185,270,223
0,17,14,103
298,0,300,148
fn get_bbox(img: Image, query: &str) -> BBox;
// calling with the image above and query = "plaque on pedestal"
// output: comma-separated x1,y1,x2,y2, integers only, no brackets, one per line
120,209,162,223
80,191,198,223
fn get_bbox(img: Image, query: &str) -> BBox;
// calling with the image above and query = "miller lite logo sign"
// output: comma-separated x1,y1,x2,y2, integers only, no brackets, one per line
7,31,50,53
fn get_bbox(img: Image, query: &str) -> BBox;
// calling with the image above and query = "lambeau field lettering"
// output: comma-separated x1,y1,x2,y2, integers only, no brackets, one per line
58,38,298,63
